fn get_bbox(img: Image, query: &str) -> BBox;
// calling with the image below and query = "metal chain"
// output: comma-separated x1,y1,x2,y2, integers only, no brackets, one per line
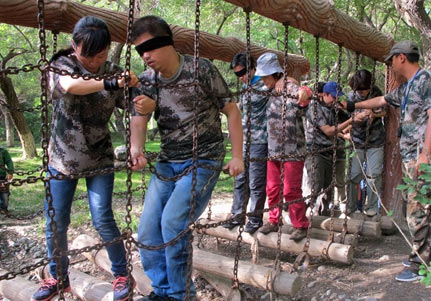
355,52,360,72
185,1,201,298
52,30,58,55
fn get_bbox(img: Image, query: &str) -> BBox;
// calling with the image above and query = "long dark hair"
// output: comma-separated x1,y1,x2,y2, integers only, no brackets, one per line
50,16,111,62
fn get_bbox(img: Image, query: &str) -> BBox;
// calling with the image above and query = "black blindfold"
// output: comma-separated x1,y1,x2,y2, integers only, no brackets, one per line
135,36,174,57
234,67,247,77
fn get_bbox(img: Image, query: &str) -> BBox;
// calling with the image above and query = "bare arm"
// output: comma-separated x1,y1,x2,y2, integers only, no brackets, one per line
58,71,138,95
320,117,353,137
352,96,387,110
416,109,431,171
221,102,244,176
130,115,149,171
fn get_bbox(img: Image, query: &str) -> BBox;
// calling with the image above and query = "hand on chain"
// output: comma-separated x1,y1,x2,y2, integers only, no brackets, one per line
223,157,244,177
130,151,148,171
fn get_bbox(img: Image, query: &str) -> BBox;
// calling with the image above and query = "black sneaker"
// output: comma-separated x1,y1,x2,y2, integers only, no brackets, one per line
222,219,240,230
139,291,171,300
395,269,424,282
244,220,263,234
32,277,71,301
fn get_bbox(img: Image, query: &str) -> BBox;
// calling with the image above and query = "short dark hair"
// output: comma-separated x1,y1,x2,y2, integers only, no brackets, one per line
404,53,420,63
317,81,327,93
131,15,173,43
349,69,372,91
231,52,255,70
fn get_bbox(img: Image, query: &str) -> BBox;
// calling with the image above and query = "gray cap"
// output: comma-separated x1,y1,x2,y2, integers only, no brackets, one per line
255,52,283,77
384,40,419,62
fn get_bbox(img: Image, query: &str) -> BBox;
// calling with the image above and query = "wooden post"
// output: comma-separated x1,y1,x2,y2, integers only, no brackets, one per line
311,215,381,238
72,234,301,297
199,219,353,264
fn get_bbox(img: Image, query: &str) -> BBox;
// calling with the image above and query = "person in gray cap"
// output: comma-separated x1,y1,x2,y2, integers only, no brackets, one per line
254,52,311,241
344,40,431,282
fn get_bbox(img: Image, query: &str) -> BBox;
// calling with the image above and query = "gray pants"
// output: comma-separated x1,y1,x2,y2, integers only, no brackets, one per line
0,192,9,209
306,153,346,214
231,144,267,222
347,147,383,213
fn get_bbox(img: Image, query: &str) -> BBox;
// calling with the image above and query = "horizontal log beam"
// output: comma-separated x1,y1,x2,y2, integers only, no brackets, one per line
0,0,310,79
224,0,394,62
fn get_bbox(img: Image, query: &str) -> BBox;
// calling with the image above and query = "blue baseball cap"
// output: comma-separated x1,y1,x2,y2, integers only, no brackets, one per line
323,81,344,98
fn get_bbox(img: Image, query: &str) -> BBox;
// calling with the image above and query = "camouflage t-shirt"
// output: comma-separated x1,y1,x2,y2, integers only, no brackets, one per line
133,54,231,161
239,76,269,144
48,55,125,175
305,99,349,158
347,86,385,149
266,82,306,160
385,68,431,162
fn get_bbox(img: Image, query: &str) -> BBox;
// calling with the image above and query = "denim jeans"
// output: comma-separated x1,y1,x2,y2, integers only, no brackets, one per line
231,144,267,222
45,166,127,279
138,159,221,300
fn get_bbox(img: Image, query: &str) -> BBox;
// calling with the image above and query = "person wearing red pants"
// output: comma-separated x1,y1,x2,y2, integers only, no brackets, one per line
254,52,310,241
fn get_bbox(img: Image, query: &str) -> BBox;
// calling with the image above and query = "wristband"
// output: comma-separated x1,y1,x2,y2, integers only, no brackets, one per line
103,78,120,91
346,100,355,112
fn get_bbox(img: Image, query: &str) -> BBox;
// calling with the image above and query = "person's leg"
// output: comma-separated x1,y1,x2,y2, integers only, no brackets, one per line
247,144,267,224
266,160,281,224
335,158,346,209
346,149,365,214
364,147,384,214
283,161,309,229
230,151,248,221
45,167,77,280
162,159,220,300
0,192,8,210
314,154,331,215
137,162,175,297
86,173,127,277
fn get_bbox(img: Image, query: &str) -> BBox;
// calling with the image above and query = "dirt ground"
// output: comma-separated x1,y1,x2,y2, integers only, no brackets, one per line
0,192,430,301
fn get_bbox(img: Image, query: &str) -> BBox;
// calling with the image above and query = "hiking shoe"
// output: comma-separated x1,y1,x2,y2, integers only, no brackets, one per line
395,269,424,282
364,209,377,217
244,220,263,234
289,228,307,242
222,219,241,230
32,277,71,301
259,222,279,234
402,256,421,268
113,275,136,301
139,291,171,300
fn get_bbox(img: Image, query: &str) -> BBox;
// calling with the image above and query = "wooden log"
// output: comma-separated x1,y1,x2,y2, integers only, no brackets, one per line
73,234,301,296
311,215,381,238
0,0,309,79
71,235,152,296
0,268,74,301
199,219,353,264
223,0,393,62
282,224,357,246
196,271,242,301
347,213,397,235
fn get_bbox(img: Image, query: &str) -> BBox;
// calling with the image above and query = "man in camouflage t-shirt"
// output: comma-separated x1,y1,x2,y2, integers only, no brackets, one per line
222,53,269,234
130,16,244,300
346,40,431,282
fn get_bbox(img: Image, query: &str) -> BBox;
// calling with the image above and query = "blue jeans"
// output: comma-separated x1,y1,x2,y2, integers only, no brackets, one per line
138,160,221,300
45,166,127,279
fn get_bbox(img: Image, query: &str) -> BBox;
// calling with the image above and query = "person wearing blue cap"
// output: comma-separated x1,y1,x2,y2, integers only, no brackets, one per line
344,40,431,282
305,81,353,215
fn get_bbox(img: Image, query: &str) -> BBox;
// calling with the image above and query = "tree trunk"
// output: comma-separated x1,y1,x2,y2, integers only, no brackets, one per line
0,0,309,80
0,106,15,147
223,0,394,62
0,76,37,158
392,0,431,69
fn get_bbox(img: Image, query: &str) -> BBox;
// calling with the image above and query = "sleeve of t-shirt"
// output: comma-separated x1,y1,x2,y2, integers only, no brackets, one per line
419,72,431,112
50,56,77,97
306,101,327,128
384,84,406,108
207,60,232,109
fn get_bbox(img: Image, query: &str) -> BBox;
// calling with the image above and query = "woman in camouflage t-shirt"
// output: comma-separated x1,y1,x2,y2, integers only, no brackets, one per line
32,16,138,301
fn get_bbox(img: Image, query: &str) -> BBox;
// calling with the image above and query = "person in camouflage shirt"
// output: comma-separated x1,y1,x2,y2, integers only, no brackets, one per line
32,16,139,301
0,146,13,210
346,70,385,217
345,40,431,282
253,52,310,241
305,82,352,216
221,52,269,234
130,16,243,301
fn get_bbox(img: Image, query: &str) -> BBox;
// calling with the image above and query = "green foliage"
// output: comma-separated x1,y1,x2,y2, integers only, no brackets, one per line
419,262,431,286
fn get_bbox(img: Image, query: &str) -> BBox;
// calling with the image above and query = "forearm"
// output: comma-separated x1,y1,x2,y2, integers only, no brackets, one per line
323,118,352,137
59,76,106,95
130,116,149,153
353,96,387,110
227,113,243,160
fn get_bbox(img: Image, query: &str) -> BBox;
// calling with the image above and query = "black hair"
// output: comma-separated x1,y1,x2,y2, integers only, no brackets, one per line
230,52,255,70
349,69,372,91
272,73,283,80
50,16,110,62
131,15,173,43
317,81,327,93
404,53,420,63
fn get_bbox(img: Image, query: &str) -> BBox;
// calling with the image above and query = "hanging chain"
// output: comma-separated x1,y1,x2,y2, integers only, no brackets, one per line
52,30,59,55
185,1,201,299
355,52,360,72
